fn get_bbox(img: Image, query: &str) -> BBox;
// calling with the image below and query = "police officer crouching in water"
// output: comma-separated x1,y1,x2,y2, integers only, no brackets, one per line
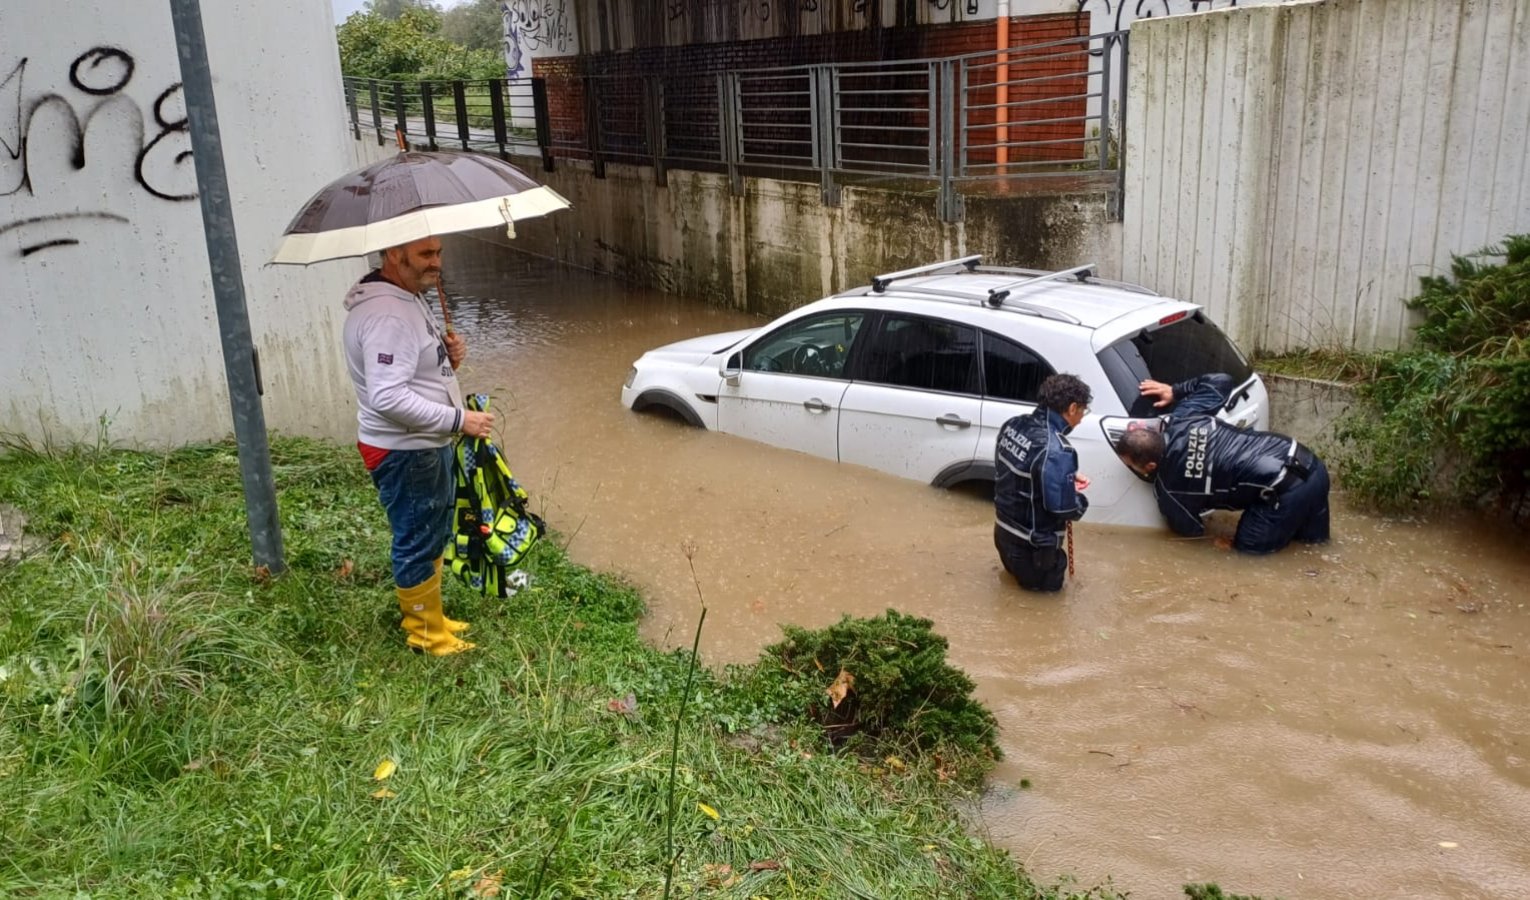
1115,373,1331,553
994,373,1092,591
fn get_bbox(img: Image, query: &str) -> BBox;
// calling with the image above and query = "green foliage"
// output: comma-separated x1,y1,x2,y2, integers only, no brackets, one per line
1184,885,1266,900
441,0,506,52
0,437,1118,899
337,7,504,81
1334,235,1530,511
749,610,1002,773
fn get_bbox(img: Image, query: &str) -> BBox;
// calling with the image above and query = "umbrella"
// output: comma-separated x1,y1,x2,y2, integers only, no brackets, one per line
270,150,570,266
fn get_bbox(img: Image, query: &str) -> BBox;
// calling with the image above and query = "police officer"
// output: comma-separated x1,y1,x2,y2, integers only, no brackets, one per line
994,373,1092,591
1115,373,1331,554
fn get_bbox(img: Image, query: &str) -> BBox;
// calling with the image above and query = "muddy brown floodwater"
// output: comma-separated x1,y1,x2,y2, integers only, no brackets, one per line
442,242,1530,900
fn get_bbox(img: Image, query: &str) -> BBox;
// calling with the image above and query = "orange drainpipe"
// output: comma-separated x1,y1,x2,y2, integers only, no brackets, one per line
996,1,1010,171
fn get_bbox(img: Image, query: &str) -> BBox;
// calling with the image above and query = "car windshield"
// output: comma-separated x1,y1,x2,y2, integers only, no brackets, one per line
1098,313,1253,416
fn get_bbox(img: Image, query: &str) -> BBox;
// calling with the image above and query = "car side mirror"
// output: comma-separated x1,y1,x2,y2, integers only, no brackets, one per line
721,352,742,386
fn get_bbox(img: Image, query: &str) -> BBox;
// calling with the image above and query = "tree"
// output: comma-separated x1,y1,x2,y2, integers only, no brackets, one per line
365,0,442,20
337,7,504,81
441,0,505,53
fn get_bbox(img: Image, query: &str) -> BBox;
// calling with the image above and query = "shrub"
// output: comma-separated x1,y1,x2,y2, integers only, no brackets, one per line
1337,234,1530,513
749,610,1001,767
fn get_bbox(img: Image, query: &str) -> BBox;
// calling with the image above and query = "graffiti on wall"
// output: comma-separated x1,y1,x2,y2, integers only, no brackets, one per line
1,46,195,259
927,0,981,14
1077,0,1241,34
502,1,578,77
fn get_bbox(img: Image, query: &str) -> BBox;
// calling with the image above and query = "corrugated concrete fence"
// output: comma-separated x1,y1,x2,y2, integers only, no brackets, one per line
1119,0,1530,352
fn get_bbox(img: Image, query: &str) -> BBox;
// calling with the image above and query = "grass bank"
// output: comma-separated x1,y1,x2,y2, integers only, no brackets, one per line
0,437,1124,899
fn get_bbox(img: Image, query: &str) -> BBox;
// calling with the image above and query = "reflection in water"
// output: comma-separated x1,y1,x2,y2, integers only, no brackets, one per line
442,240,1530,900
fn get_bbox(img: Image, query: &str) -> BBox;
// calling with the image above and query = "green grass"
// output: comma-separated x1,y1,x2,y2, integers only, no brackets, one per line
0,436,1127,899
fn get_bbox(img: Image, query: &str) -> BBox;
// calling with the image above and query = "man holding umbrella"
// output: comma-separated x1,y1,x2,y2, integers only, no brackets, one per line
344,236,491,656
275,149,571,655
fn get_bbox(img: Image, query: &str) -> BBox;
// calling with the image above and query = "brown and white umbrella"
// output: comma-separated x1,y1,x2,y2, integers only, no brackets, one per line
270,150,570,266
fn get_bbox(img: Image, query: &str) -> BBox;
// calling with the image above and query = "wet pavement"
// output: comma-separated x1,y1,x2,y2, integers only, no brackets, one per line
440,241,1530,900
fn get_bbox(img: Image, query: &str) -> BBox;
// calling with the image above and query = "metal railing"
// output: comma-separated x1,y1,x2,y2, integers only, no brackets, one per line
343,30,1128,221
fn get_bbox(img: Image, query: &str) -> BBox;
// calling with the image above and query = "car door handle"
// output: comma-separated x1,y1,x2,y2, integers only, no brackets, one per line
935,414,971,429
803,398,832,413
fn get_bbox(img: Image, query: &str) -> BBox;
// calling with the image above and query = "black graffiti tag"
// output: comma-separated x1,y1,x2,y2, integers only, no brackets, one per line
1,46,194,257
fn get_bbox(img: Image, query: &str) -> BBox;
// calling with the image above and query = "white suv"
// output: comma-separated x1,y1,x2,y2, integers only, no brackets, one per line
620,256,1269,528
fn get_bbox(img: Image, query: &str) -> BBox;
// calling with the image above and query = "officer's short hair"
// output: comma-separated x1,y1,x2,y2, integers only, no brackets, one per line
1117,427,1166,467
1037,374,1091,415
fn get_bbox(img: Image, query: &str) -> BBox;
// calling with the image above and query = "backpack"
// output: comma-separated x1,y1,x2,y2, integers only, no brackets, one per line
443,394,545,597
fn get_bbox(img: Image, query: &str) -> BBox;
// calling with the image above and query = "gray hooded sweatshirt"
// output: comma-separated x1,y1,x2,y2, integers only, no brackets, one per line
342,274,464,449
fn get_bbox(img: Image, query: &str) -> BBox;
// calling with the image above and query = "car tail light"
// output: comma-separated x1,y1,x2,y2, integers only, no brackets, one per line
1158,311,1189,326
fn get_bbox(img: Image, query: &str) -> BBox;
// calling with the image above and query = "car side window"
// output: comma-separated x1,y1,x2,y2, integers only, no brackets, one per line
859,315,979,394
981,332,1055,403
743,313,863,378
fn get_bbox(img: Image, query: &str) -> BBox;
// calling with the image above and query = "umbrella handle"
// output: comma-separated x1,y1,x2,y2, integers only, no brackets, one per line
436,274,454,335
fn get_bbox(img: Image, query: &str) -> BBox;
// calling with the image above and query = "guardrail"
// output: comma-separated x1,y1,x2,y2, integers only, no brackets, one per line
343,30,1127,221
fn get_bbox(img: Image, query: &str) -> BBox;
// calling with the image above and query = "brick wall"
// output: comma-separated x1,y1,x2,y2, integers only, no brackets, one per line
534,11,1091,170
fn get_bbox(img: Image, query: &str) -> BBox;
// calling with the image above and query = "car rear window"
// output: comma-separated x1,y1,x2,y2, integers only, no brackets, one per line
1098,313,1253,416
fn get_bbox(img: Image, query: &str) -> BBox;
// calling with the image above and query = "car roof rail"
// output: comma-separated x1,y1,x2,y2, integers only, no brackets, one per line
984,263,1096,308
871,254,982,293
889,285,1084,325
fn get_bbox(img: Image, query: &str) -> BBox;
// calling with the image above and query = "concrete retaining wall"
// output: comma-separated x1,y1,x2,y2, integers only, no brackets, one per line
354,136,1124,317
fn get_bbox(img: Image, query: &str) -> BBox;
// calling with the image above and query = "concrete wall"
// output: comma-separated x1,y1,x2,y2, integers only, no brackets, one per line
366,141,1122,316
2,0,361,447
1119,0,1530,353
540,1,1292,53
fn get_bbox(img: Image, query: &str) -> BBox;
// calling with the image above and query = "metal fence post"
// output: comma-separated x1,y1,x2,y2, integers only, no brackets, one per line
368,79,383,146
452,80,470,151
646,76,667,187
422,82,438,150
584,76,606,179
812,66,840,208
392,81,407,147
489,78,509,158
938,60,959,223
532,78,555,171
1098,35,1112,172
719,72,742,196
1115,33,1129,222
345,79,360,141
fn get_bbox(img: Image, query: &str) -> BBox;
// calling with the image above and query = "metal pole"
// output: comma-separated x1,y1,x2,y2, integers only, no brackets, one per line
167,0,286,574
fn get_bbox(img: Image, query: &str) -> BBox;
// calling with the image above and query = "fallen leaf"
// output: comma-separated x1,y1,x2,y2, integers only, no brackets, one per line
698,802,720,820
373,758,397,781
370,788,396,799
884,755,906,773
748,860,781,871
337,558,355,578
699,863,738,888
826,669,855,709
606,693,638,717
253,565,272,584
470,872,504,897
182,759,204,772
1438,841,1459,849
813,657,825,672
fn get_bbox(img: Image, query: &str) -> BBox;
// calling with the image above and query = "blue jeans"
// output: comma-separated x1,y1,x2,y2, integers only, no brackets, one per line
371,445,455,589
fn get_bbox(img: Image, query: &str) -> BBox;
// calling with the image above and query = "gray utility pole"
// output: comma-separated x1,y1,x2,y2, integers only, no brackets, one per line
167,0,286,574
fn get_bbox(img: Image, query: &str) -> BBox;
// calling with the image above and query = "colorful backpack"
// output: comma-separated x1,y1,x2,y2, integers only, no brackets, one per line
443,394,544,597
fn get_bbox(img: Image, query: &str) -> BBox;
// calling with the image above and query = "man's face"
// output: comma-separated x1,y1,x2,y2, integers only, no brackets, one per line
385,237,443,293
1119,454,1157,480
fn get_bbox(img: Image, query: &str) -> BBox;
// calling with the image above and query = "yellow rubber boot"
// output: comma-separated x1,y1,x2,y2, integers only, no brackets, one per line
397,569,475,656
433,558,470,634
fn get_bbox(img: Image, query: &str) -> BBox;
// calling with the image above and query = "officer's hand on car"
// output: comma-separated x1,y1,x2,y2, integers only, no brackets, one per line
1074,474,1091,491
1139,379,1175,408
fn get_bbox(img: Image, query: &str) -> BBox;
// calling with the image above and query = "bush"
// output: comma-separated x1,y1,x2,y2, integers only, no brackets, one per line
1337,234,1530,513
747,610,1001,768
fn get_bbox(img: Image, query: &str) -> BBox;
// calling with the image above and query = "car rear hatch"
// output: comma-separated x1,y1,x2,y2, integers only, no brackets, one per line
1092,306,1267,427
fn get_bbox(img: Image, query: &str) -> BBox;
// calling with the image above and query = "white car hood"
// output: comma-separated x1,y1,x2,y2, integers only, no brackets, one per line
642,328,757,363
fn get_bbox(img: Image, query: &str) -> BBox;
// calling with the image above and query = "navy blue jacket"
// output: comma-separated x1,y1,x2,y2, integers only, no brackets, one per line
1153,374,1316,537
995,408,1088,548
